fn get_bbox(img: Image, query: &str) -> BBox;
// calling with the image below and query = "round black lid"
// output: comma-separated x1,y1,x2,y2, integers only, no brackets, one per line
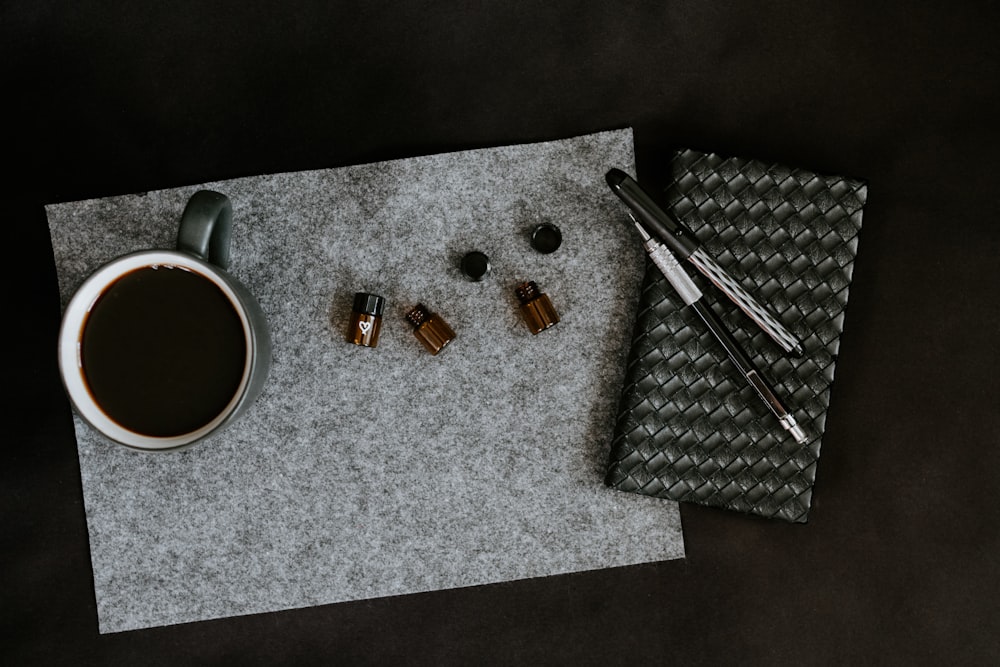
460,251,491,281
530,223,562,254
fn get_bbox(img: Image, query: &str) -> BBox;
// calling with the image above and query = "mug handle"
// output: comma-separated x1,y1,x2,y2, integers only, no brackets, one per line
177,190,233,269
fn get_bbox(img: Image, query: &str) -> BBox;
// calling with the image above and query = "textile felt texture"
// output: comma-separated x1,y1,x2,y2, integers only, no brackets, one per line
605,149,867,522
46,129,686,634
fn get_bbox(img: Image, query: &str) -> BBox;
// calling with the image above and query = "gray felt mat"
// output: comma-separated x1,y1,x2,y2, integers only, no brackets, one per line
46,129,686,633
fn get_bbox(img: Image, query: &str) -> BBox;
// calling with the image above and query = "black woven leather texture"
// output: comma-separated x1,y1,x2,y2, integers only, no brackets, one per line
605,149,867,522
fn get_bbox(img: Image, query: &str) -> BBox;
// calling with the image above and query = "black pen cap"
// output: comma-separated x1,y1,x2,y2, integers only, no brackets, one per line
605,168,699,258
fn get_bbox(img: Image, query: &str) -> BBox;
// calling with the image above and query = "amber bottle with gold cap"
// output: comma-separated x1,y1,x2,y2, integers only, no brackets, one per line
405,303,456,355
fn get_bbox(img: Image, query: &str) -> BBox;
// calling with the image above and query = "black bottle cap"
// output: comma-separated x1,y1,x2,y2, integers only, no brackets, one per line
353,292,385,316
531,223,562,254
460,251,491,281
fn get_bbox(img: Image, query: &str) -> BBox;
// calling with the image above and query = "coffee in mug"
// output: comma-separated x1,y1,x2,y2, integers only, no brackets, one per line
58,190,271,451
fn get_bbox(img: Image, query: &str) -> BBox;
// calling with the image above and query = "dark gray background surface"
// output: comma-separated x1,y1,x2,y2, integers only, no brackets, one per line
4,2,999,664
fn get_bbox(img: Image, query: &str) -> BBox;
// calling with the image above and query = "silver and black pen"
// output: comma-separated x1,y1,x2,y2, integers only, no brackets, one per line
628,218,809,445
606,168,803,357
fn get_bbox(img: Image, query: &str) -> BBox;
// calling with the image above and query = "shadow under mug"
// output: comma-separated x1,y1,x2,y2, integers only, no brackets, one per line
58,190,271,452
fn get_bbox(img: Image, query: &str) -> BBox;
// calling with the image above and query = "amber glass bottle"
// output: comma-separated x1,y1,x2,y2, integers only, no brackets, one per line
515,281,559,334
347,292,385,347
406,303,456,355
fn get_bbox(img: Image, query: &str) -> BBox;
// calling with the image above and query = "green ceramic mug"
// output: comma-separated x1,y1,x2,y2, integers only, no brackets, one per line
58,191,271,452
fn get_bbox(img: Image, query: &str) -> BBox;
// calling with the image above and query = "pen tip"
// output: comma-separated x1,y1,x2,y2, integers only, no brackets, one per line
631,219,651,240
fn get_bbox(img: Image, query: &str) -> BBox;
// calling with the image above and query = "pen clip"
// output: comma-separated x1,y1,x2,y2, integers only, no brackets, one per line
609,168,802,356
685,249,803,356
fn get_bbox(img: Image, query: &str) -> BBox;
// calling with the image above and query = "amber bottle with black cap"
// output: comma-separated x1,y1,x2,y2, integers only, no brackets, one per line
406,303,455,355
347,292,385,347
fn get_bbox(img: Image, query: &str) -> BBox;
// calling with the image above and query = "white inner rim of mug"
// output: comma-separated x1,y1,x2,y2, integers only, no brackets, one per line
58,250,254,451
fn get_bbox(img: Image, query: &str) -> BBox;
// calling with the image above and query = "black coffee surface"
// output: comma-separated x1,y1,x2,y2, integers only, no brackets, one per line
81,265,247,437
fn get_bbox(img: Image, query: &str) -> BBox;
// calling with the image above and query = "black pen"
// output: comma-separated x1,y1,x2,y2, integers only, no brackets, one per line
606,168,803,357
630,219,809,444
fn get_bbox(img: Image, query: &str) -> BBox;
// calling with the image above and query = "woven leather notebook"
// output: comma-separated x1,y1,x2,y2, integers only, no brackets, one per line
605,148,867,522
